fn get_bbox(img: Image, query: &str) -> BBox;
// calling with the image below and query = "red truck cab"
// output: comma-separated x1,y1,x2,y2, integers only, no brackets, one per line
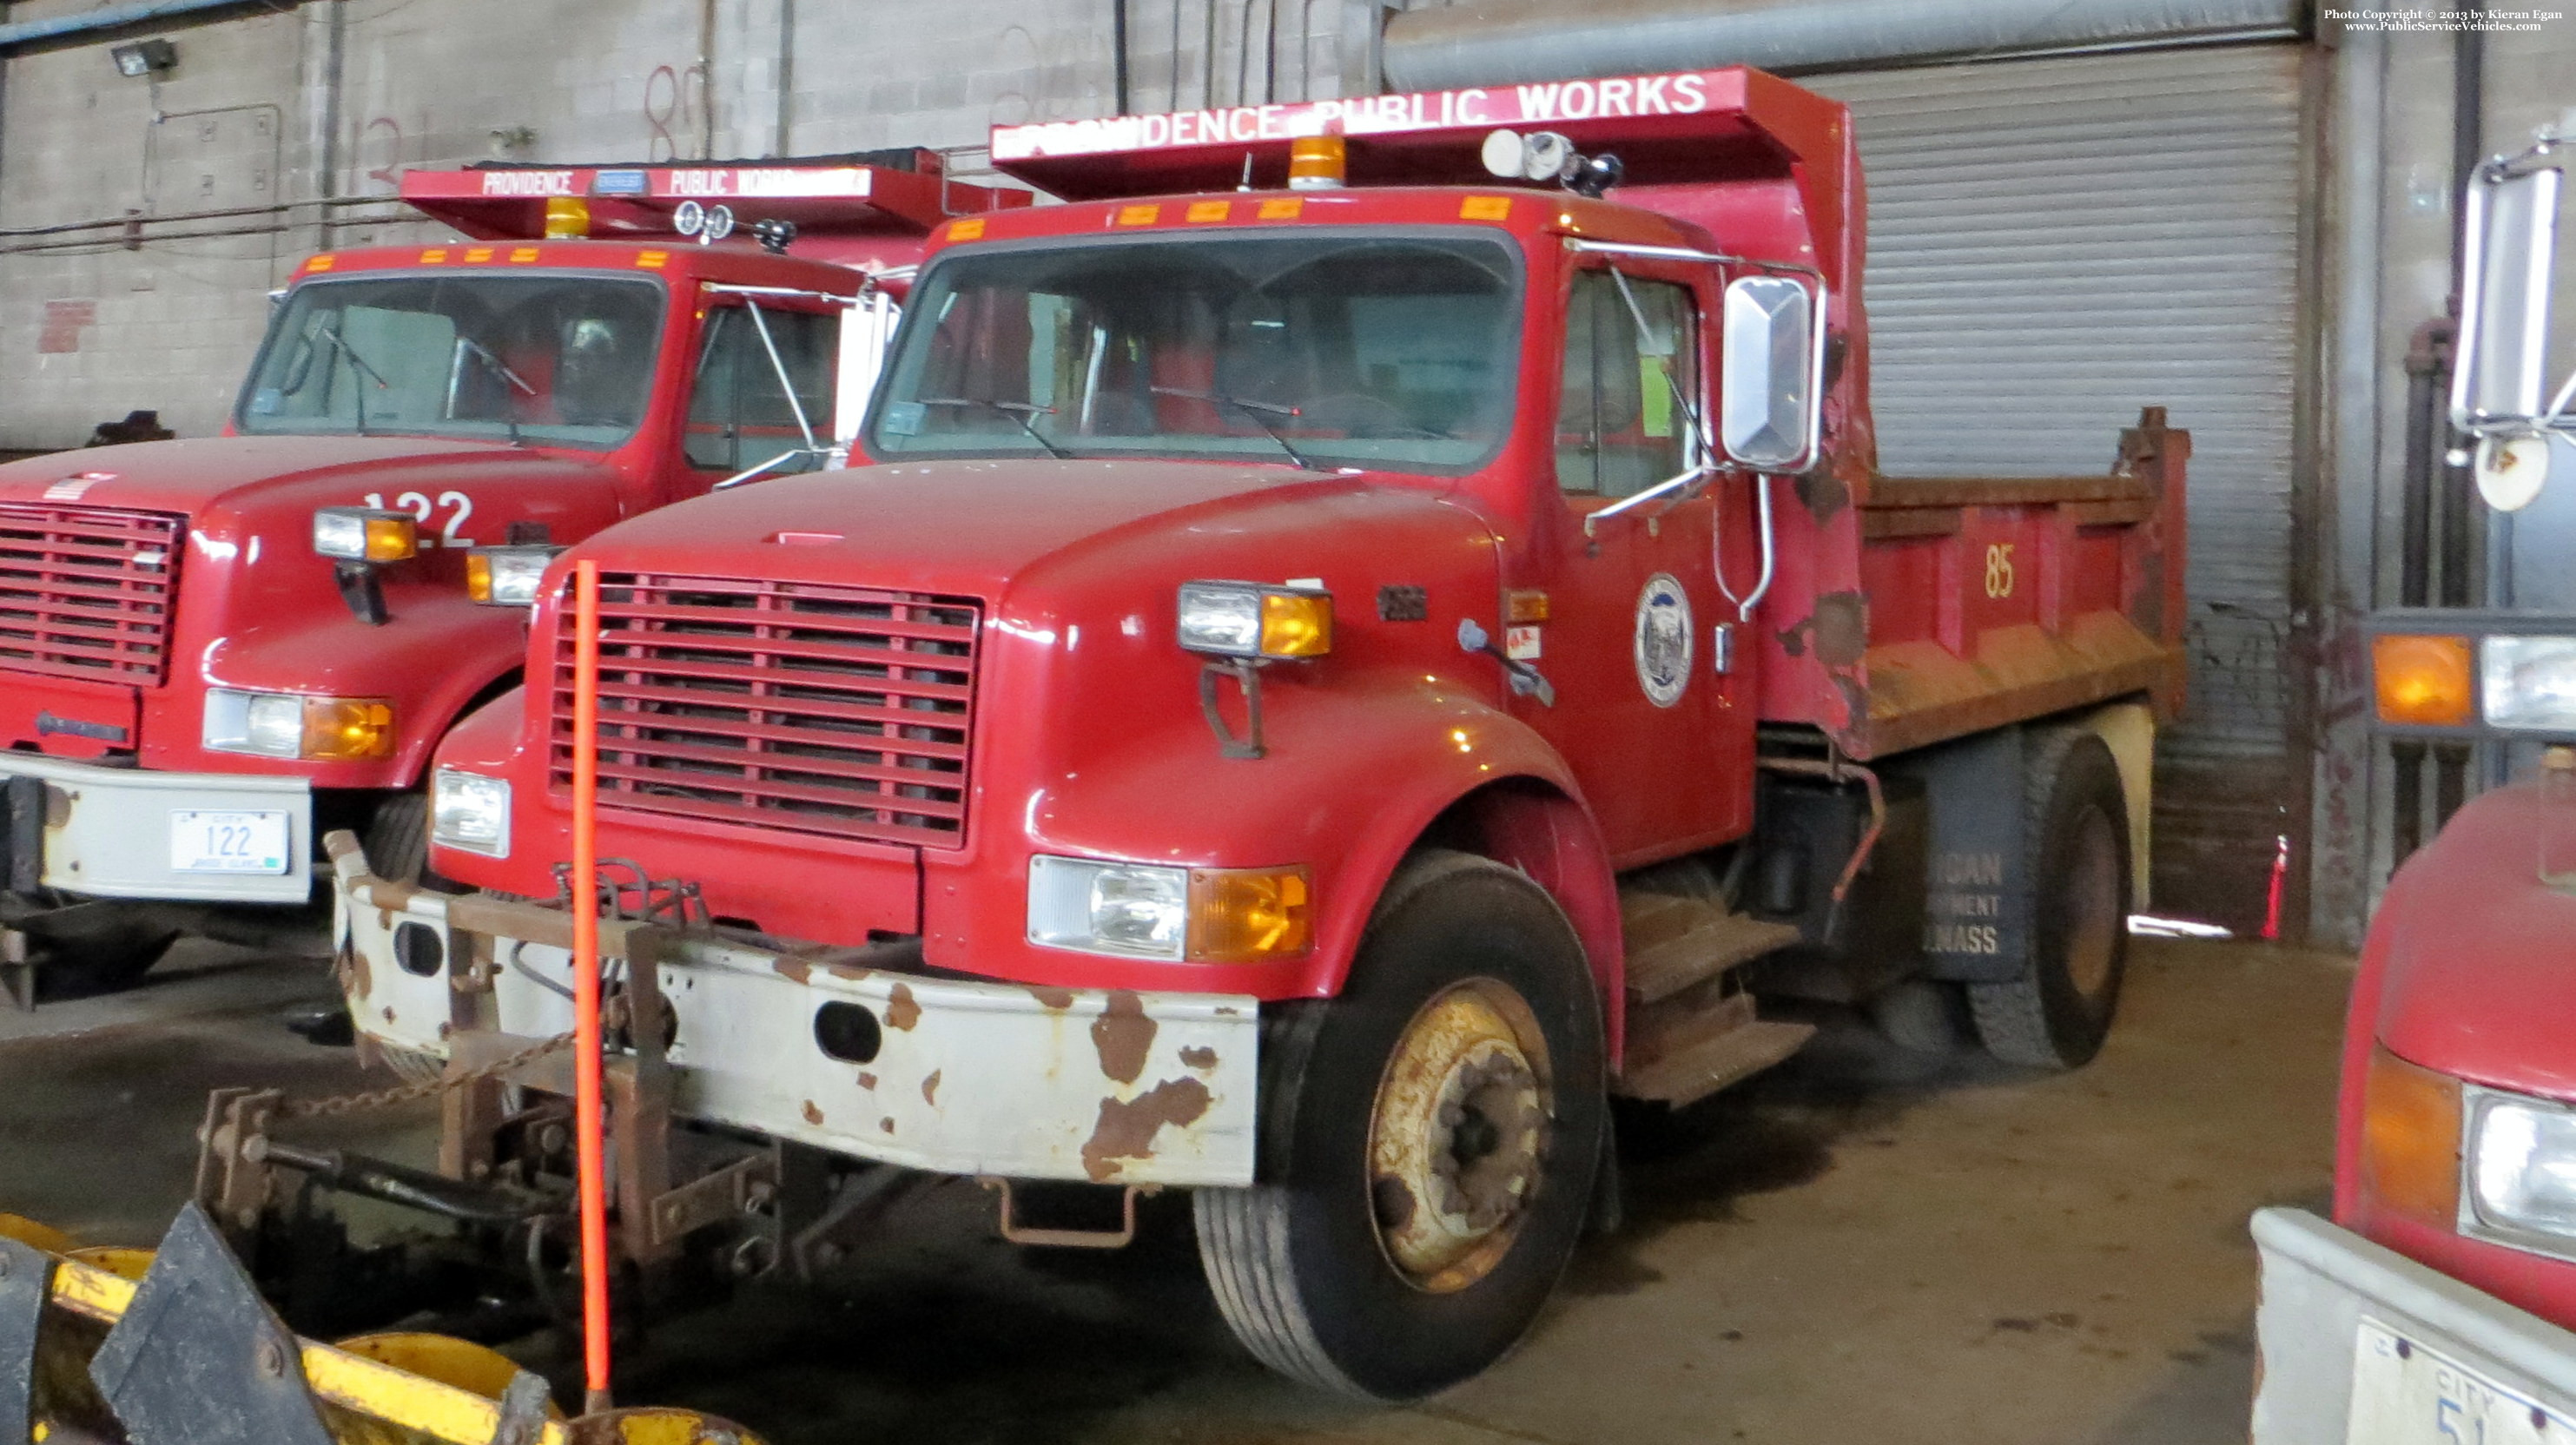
302,69,2187,1399
0,156,1022,1001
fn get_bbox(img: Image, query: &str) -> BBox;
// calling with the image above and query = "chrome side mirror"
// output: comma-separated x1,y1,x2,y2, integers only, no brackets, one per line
1720,275,1821,472
2455,167,2560,438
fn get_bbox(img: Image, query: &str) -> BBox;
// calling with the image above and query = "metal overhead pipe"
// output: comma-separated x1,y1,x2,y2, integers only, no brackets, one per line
1382,0,2304,91
0,0,294,49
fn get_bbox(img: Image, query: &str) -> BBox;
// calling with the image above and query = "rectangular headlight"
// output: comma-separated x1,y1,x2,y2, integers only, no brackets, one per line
204,690,393,761
2468,1087,2576,1250
313,506,418,562
1027,855,1314,962
431,769,511,858
1027,855,1186,960
1176,581,1331,660
466,545,563,606
203,689,309,759
2481,635,2576,732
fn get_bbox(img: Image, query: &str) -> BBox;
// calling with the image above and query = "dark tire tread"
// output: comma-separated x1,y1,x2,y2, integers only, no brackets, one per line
1968,726,2129,1069
1191,849,1602,1400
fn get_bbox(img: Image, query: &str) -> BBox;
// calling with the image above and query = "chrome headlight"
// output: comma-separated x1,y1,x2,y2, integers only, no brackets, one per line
1175,581,1331,660
2466,1086,2576,1251
430,769,511,858
2480,635,2576,732
1027,855,1186,960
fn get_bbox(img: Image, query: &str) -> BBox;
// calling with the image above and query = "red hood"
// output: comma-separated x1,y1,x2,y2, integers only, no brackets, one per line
2375,779,2576,1099
565,456,1361,596
0,435,610,518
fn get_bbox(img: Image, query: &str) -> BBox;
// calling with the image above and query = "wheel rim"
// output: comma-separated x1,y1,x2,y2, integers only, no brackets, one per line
1364,979,1552,1294
2064,808,2122,1001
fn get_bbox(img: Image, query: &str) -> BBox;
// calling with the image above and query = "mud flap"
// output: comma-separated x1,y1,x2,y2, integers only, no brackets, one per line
88,1203,335,1445
0,1234,48,1442
1888,727,2030,983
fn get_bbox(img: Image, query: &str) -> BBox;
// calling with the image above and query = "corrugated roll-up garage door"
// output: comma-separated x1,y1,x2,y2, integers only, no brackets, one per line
1805,46,2306,928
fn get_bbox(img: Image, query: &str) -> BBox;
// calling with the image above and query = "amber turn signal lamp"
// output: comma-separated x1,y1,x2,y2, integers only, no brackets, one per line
543,196,591,240
1258,592,1333,658
1188,866,1313,962
1287,134,1346,191
2374,633,2475,727
301,697,396,761
2360,1044,2462,1229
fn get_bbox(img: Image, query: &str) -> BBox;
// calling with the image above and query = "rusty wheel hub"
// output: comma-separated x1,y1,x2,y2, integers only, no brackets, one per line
1366,981,1549,1293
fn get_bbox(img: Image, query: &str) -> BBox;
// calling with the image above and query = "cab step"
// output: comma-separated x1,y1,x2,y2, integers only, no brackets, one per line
1618,893,1805,1005
1615,1004,1815,1107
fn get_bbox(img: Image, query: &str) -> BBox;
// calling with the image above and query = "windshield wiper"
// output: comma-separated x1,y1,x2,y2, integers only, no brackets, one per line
315,324,391,437
456,339,534,446
1149,386,1313,471
916,397,1074,459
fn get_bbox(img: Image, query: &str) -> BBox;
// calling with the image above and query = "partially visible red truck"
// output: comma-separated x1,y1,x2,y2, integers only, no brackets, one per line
0,154,1024,1006
2253,129,2576,1442
273,69,2190,1398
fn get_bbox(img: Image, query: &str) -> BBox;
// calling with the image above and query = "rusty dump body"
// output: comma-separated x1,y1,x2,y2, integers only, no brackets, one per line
1833,412,2189,758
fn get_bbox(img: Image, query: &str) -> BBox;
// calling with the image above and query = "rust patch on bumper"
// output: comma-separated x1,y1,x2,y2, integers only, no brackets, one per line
802,1099,824,1125
1091,991,1156,1085
1179,1046,1218,1070
1029,986,1076,1011
1080,1077,1213,1183
921,1069,941,1106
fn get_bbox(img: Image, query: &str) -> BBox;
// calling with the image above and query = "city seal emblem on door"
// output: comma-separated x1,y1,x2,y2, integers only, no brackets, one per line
1633,572,1693,708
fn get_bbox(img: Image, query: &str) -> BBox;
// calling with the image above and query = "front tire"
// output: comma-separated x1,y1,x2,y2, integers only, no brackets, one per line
1968,728,2131,1068
1193,849,1606,1400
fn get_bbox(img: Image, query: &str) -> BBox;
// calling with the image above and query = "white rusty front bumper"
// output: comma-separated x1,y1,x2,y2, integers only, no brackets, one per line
2251,1208,2576,1443
0,750,311,904
327,836,1259,1187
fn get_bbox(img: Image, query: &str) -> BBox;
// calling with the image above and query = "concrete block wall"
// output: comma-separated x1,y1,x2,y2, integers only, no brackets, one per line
0,0,1360,448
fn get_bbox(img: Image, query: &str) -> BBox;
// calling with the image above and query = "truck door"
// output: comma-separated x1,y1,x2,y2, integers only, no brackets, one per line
675,300,841,502
1516,262,1757,866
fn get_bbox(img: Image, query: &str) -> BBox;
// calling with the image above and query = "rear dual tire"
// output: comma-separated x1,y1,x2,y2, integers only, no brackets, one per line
1194,850,1606,1401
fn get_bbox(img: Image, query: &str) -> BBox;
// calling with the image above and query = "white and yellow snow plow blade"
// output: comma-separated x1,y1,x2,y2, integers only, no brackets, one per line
1,1204,762,1445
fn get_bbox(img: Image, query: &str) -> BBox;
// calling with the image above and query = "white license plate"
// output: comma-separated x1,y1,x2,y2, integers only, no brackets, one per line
2350,1316,2576,1445
168,809,291,874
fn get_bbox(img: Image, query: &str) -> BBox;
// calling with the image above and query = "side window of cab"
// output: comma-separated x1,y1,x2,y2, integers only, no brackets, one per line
1556,270,1699,499
685,306,839,472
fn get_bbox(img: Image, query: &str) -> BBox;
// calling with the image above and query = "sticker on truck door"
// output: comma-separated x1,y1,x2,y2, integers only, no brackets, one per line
1634,573,1693,708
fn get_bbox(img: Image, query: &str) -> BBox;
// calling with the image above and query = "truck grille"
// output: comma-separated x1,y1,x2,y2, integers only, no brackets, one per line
0,504,183,686
552,572,981,849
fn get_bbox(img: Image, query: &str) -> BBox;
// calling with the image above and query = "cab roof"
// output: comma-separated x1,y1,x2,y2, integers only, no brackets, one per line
284,239,868,296
917,184,1707,260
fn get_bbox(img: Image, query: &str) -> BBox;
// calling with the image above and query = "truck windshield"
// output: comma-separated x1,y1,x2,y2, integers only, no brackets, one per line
869,230,1521,472
235,274,664,449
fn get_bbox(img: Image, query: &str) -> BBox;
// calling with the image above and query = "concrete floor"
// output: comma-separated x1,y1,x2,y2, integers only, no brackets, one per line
0,935,2350,1444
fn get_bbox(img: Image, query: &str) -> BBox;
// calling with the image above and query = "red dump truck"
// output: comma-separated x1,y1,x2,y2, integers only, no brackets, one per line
0,154,1023,1005
274,69,2189,1398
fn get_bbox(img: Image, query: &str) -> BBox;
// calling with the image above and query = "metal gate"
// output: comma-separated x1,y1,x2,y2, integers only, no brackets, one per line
1807,45,2310,929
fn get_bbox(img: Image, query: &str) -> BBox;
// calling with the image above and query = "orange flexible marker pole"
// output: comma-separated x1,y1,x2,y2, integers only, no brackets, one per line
569,559,612,1412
